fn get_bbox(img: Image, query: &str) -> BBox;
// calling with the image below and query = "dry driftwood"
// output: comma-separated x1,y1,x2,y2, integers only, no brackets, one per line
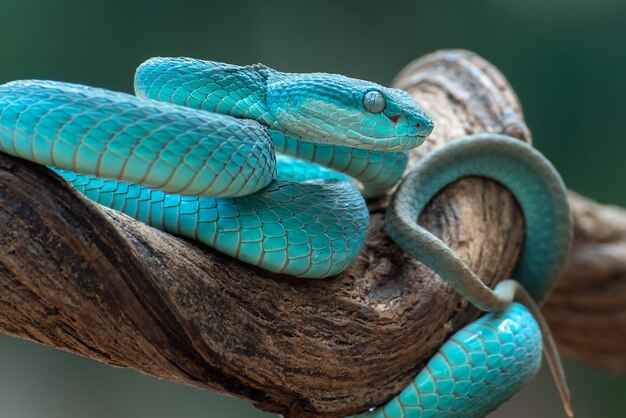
0,50,623,418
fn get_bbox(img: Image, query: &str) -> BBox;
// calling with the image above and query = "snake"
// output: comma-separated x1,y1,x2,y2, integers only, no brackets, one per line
0,57,573,417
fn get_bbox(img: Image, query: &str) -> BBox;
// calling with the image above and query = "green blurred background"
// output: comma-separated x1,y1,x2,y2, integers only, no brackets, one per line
1,0,625,417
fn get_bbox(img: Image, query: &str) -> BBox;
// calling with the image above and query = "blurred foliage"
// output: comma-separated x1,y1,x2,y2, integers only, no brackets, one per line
0,0,625,417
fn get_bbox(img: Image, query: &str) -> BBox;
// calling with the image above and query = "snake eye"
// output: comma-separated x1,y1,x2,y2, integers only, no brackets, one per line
362,90,386,114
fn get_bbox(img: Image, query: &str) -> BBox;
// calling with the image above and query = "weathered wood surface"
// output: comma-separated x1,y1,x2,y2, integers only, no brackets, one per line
0,50,622,417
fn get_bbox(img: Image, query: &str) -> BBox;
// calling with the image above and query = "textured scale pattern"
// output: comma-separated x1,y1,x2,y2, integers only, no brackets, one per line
53,168,368,278
274,154,357,187
270,131,407,198
134,57,274,125
0,80,276,198
349,303,542,418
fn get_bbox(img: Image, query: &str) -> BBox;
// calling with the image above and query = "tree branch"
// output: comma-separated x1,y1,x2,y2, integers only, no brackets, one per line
0,50,621,418
543,191,626,374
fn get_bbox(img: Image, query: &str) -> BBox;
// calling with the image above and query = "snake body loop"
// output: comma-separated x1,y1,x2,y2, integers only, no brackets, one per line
387,134,572,305
0,57,573,417
349,303,543,418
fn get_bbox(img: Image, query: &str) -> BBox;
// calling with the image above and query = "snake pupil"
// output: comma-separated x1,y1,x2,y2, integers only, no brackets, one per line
362,90,386,114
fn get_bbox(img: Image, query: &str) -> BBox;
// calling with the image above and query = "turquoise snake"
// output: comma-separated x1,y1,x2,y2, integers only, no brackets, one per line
0,57,573,417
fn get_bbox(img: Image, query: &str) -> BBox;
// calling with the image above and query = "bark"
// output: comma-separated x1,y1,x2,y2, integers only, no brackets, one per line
543,191,626,374
0,49,622,418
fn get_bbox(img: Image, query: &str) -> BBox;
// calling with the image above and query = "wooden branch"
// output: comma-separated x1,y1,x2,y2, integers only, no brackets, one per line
543,191,626,374
0,49,621,417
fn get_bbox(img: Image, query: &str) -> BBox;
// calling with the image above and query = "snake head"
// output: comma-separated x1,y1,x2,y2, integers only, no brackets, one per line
266,72,434,151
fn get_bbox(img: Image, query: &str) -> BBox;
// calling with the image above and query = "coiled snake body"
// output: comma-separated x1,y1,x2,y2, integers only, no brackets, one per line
0,57,572,417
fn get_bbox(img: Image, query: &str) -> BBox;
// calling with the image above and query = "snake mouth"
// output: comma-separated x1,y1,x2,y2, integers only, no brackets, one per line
337,133,427,152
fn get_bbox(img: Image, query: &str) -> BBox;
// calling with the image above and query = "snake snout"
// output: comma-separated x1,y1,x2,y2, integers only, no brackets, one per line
418,120,434,137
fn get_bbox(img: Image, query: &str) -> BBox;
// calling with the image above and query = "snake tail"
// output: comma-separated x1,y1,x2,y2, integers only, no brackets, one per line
386,134,573,416
387,134,572,305
496,280,573,416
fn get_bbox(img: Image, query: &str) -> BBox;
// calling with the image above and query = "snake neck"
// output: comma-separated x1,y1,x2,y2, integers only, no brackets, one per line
134,57,282,128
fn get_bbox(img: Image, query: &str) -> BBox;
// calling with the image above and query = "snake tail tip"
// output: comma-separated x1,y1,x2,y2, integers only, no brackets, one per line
564,400,574,418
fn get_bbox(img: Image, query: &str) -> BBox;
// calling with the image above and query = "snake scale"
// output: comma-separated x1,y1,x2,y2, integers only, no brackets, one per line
0,57,573,417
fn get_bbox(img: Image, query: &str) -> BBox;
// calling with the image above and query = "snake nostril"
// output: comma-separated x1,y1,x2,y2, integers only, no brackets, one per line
415,122,422,130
